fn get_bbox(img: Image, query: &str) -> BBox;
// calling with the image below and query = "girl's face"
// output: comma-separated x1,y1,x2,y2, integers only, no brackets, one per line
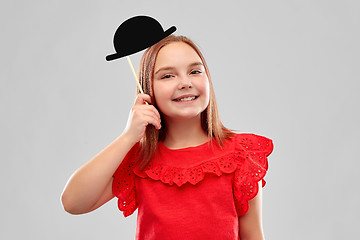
153,42,210,122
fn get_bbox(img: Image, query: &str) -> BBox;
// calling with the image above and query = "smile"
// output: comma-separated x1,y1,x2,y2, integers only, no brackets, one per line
172,94,199,102
174,96,197,102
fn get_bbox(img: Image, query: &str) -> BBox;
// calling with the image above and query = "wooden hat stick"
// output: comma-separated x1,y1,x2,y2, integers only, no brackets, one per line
126,56,149,105
126,56,144,94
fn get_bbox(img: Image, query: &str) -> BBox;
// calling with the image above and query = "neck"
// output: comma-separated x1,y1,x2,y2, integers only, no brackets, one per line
162,115,209,149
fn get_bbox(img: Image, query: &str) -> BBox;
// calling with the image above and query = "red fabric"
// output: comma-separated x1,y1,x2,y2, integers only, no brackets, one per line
112,133,273,240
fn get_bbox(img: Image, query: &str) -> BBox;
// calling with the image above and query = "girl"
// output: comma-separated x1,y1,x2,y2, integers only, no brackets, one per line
61,35,273,240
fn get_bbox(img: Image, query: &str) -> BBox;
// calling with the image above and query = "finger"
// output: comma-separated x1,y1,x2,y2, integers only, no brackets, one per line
134,94,152,105
142,114,161,129
147,108,161,124
149,105,161,120
131,105,160,126
134,104,161,120
143,116,161,129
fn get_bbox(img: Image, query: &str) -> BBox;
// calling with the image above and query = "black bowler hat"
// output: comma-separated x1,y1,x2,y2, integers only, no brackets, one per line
106,15,176,61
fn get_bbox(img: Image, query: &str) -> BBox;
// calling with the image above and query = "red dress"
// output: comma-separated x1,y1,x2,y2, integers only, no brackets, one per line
112,133,273,240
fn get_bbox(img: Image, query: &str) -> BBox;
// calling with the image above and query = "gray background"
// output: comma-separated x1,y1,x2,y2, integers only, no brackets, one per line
1,0,359,239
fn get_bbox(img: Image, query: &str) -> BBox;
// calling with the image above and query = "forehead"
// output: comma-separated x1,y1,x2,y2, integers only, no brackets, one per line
154,42,202,70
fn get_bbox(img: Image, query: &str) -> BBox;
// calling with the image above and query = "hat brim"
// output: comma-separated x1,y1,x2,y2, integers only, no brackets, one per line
106,26,177,61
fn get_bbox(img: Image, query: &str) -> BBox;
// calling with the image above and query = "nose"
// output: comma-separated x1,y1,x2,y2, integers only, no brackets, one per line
178,75,192,89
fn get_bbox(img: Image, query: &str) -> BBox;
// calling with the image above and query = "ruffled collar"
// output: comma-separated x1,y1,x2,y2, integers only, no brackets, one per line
133,137,238,186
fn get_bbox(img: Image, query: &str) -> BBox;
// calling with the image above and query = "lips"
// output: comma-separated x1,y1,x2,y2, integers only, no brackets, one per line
172,94,199,101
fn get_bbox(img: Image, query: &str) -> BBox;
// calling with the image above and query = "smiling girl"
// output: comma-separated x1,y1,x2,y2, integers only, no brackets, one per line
61,35,273,240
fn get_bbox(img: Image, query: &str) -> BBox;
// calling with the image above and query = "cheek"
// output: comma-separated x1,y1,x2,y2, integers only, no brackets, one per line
153,82,170,107
199,77,210,101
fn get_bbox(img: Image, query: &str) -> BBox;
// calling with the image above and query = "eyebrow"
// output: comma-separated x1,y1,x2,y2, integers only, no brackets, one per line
154,62,204,75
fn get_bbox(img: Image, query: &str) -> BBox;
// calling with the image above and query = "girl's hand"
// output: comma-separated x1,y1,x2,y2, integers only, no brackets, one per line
122,94,161,144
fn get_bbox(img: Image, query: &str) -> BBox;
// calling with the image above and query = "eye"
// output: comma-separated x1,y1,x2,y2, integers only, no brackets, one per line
190,70,202,75
161,74,173,79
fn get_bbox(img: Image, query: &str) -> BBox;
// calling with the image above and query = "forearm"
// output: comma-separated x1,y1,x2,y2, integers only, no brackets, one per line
61,133,136,214
239,229,264,240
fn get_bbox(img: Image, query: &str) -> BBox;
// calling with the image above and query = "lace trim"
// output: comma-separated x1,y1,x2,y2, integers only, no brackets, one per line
112,147,138,217
134,153,241,187
233,134,273,216
134,135,272,189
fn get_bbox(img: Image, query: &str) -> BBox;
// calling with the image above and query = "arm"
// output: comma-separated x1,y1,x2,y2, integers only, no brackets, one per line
238,181,265,240
61,134,135,214
61,94,161,215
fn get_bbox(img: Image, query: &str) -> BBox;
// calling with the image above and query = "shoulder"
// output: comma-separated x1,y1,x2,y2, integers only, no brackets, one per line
232,133,273,216
230,133,273,156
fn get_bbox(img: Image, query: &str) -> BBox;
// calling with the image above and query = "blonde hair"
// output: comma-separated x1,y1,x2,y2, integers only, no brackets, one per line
136,35,234,170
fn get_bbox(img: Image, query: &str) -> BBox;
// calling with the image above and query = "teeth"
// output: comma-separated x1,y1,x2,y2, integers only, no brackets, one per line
177,96,196,101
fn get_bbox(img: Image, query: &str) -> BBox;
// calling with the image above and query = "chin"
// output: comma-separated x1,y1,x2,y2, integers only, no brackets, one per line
167,111,204,121
159,101,208,122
